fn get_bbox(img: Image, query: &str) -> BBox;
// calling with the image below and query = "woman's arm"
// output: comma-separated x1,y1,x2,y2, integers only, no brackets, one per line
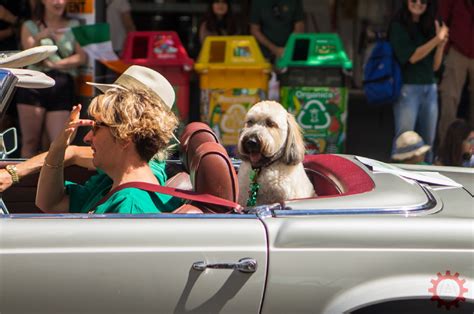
0,146,94,193
408,21,448,64
36,105,93,213
20,21,52,49
0,27,14,41
44,42,87,70
433,36,448,71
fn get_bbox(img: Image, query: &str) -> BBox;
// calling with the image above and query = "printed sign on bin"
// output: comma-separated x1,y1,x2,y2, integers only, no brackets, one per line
281,86,347,154
201,88,263,154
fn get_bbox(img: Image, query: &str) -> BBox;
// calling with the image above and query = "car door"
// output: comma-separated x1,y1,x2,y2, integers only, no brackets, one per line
0,213,267,313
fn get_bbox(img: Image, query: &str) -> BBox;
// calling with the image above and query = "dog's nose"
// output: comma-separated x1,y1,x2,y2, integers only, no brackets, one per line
244,137,260,153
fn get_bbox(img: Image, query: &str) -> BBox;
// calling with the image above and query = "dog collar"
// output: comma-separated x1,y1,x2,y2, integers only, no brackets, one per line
246,168,261,206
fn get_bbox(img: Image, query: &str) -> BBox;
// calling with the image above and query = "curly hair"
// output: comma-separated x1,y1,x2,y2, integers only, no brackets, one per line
88,87,179,161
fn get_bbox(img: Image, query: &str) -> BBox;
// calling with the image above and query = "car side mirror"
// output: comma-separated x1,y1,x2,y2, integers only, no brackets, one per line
0,127,18,159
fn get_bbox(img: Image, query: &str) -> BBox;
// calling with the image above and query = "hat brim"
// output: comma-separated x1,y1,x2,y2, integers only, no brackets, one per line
0,46,58,68
392,145,431,161
86,82,126,93
7,68,56,89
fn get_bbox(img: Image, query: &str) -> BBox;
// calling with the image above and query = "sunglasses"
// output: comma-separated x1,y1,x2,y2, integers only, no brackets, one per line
410,0,428,4
466,138,474,145
91,121,109,135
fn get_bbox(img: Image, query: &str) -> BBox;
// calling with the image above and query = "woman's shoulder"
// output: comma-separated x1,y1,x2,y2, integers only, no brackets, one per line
107,188,162,214
22,20,38,32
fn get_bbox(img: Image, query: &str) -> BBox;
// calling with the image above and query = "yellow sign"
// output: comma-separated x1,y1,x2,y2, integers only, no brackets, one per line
66,0,94,14
204,88,262,148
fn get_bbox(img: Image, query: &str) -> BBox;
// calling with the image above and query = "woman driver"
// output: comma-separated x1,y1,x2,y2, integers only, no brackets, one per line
36,87,179,214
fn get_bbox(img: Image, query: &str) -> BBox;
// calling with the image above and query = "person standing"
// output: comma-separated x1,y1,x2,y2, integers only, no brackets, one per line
249,0,305,62
199,0,238,44
16,0,87,157
389,0,448,163
437,0,474,145
106,0,136,55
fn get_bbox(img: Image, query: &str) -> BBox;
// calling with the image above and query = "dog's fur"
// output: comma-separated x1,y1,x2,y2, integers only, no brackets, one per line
237,100,316,206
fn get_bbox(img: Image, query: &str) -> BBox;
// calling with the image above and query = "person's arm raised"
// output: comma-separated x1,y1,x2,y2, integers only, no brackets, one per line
408,21,448,64
36,105,93,213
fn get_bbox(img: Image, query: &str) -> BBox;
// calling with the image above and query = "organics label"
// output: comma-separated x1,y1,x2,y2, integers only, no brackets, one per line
201,88,263,155
280,86,348,154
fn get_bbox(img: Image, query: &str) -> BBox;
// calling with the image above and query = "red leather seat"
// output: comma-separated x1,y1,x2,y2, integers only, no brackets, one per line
188,142,239,213
304,154,375,196
172,124,238,214
180,122,219,172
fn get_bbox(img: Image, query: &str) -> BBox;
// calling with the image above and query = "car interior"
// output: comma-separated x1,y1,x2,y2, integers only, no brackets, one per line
0,69,375,215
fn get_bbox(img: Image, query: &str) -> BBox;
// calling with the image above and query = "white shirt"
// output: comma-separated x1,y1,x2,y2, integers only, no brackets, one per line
106,0,132,52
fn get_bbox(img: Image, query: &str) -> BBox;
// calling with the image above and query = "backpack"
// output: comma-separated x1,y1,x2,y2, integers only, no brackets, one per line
363,39,402,105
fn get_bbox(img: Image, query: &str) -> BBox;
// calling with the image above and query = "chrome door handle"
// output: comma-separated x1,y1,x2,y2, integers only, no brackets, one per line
192,258,257,273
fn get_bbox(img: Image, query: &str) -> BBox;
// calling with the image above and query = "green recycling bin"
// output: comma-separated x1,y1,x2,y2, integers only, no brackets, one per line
276,33,352,154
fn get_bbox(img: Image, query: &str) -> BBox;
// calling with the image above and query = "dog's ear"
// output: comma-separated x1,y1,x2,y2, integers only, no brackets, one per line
283,112,305,165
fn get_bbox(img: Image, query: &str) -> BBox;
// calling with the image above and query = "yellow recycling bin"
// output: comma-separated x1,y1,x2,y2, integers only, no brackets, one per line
195,36,271,155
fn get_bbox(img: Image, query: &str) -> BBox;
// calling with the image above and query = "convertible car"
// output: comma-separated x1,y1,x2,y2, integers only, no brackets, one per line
0,69,473,313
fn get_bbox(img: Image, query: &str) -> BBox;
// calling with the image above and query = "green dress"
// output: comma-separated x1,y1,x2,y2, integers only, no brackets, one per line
66,160,183,214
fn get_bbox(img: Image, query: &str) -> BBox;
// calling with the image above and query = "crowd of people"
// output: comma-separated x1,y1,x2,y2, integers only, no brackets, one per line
388,0,473,167
0,0,472,170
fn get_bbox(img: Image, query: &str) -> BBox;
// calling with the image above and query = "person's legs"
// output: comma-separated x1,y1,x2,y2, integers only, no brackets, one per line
417,84,438,163
17,104,46,158
44,110,70,144
438,48,468,144
392,84,420,155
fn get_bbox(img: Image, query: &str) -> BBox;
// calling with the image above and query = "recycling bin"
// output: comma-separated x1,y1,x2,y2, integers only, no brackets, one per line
122,31,194,124
195,36,271,155
276,33,352,154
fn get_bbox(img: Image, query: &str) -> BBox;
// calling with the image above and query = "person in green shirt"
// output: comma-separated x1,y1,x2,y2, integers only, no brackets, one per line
250,0,304,62
389,0,448,163
36,85,180,215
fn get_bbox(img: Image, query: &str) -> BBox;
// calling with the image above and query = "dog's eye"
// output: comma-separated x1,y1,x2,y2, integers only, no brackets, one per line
266,119,277,128
245,119,254,126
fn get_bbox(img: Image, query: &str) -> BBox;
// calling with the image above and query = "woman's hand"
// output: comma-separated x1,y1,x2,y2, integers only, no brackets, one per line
50,105,93,150
34,25,53,43
435,20,449,44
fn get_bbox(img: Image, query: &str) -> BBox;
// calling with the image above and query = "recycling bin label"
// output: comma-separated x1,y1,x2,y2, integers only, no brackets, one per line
201,88,264,155
280,86,348,154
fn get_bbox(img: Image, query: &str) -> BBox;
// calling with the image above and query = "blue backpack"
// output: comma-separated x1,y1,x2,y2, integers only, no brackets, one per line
363,40,402,105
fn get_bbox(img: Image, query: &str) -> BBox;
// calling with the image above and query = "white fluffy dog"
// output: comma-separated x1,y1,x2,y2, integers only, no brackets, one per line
237,100,316,206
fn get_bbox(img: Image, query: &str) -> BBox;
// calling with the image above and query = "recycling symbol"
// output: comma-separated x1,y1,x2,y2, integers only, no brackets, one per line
220,104,247,133
297,99,331,130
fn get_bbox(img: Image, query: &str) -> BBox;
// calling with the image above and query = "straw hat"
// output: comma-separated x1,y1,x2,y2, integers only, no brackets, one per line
392,131,431,161
87,65,175,109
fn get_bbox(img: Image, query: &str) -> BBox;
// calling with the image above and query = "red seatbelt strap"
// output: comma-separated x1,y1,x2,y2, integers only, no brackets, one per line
91,181,242,213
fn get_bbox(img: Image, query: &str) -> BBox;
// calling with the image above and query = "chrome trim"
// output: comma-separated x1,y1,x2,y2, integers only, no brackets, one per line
245,204,281,218
192,258,257,273
275,184,440,217
1,213,257,219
